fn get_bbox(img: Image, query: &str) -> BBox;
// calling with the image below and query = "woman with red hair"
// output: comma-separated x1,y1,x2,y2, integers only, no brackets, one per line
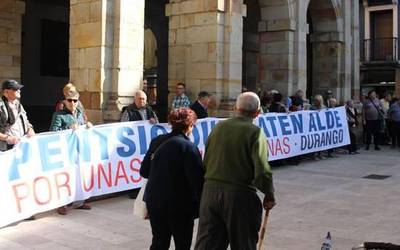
140,108,204,250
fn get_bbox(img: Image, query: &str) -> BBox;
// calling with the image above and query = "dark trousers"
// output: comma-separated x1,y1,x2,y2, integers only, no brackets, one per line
147,204,194,250
195,185,262,250
348,127,357,152
391,121,400,147
365,120,381,146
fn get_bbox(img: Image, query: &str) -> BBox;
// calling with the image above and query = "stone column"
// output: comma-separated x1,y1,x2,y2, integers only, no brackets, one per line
0,0,24,83
257,1,296,97
258,21,295,96
70,0,144,124
351,0,360,101
166,0,244,117
311,32,344,99
396,68,400,97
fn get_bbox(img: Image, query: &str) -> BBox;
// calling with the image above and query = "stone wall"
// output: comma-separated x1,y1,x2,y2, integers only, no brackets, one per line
69,0,144,124
0,0,24,84
258,0,296,96
166,0,245,116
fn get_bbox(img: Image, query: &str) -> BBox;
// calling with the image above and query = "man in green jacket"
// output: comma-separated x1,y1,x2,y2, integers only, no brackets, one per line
195,92,275,250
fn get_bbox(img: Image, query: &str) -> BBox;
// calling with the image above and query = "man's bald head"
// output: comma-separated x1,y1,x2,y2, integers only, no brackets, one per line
134,90,148,109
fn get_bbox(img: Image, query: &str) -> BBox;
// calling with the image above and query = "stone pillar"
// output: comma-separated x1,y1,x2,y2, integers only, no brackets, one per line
396,68,400,97
166,0,244,117
351,0,360,101
0,0,24,83
70,0,144,124
311,32,344,99
258,21,295,96
257,1,296,97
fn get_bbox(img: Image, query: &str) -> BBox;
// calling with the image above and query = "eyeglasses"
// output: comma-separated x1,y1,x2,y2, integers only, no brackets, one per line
66,99,78,103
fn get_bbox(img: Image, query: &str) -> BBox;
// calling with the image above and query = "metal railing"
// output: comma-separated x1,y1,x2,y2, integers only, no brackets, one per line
363,38,398,62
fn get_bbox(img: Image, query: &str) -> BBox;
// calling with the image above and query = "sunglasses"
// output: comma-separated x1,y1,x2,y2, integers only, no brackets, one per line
66,99,78,103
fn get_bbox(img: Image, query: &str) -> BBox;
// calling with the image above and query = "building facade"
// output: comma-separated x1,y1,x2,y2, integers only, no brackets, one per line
360,0,400,98
0,0,360,130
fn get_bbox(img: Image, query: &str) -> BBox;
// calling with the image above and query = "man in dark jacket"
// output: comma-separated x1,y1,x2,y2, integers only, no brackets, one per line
121,90,158,199
190,91,210,119
120,90,158,123
0,80,35,151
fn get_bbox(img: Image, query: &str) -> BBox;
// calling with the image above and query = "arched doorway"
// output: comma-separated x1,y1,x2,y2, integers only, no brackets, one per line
144,0,169,122
242,0,261,92
306,0,342,101
21,0,70,132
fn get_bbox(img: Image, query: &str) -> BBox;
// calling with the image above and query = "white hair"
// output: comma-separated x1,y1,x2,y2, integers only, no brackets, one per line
236,92,260,114
135,90,147,98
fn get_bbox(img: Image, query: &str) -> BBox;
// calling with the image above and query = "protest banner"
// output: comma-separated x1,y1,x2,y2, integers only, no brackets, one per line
0,107,349,227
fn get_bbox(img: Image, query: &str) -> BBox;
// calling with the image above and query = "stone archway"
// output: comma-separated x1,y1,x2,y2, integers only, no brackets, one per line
242,0,261,92
306,0,343,100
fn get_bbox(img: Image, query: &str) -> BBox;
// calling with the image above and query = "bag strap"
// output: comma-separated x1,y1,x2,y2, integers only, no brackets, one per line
369,99,385,118
150,136,174,161
346,107,357,120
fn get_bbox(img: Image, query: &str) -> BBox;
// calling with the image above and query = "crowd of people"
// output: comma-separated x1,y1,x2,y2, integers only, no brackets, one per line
257,88,400,165
1,78,399,249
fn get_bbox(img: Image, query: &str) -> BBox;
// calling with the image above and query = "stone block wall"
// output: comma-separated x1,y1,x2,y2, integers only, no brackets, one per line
258,0,296,96
0,0,24,84
69,0,105,123
167,0,245,116
69,0,144,123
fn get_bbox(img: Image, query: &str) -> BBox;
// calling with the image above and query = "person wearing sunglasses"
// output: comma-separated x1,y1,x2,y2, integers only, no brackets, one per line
50,90,92,131
49,89,92,215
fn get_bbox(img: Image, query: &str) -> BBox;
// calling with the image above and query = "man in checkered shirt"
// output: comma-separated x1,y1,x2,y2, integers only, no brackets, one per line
171,83,191,109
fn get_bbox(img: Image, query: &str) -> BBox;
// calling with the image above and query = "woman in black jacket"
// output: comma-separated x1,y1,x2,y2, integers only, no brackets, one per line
140,108,204,250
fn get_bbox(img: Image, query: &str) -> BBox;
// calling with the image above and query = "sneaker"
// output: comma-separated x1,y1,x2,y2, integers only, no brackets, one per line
75,204,91,210
374,146,381,151
57,206,67,215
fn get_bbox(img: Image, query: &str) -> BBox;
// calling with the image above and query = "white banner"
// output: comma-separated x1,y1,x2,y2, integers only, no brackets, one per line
0,107,349,227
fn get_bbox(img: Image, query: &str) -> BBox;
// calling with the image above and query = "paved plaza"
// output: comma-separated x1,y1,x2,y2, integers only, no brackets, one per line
0,147,399,250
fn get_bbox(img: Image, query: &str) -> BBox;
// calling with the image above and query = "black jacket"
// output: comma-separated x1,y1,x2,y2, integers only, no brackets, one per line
190,101,208,119
124,104,157,121
269,102,286,113
140,131,204,218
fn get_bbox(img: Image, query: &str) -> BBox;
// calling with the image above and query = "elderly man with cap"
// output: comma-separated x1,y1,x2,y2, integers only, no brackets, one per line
0,79,35,152
190,91,211,119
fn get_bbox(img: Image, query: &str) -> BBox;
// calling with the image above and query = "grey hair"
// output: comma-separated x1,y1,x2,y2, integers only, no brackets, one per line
135,90,147,98
236,92,260,114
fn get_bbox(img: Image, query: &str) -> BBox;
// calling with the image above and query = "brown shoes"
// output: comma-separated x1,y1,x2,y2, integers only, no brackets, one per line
57,203,91,215
75,204,91,210
57,206,67,215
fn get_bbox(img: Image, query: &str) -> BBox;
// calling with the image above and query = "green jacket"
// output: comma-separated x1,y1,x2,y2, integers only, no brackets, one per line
50,108,85,131
204,116,275,201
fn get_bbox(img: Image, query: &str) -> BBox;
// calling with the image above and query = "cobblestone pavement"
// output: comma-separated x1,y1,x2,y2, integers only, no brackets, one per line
0,147,399,249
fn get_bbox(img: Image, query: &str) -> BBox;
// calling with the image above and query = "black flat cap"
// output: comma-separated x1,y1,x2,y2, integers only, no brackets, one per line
2,79,23,91
198,91,210,98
